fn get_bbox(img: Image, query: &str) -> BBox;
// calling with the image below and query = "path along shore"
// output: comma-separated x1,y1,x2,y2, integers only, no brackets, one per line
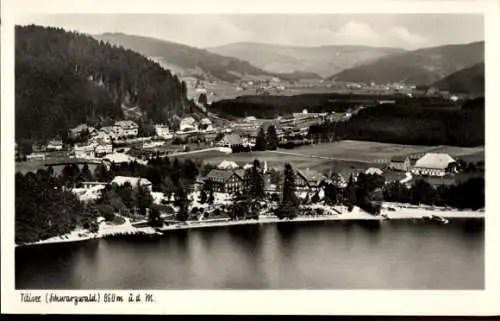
17,203,484,247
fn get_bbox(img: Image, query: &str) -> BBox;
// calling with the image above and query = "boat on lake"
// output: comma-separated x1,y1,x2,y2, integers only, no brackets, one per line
423,215,449,224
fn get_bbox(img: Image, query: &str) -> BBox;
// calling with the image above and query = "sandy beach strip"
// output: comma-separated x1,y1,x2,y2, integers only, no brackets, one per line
17,205,484,247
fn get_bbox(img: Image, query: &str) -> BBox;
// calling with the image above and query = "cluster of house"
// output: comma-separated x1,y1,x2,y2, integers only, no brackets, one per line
200,152,457,198
20,116,220,162
176,116,215,134
70,152,457,206
72,176,153,202
201,160,412,197
224,111,326,146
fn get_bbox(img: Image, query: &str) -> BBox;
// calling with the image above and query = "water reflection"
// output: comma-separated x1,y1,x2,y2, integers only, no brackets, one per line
15,219,485,290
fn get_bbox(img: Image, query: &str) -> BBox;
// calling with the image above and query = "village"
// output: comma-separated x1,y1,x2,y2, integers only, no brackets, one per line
16,112,485,247
13,78,485,248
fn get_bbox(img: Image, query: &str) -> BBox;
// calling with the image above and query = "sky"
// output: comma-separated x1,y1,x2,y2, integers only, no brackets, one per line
15,14,484,50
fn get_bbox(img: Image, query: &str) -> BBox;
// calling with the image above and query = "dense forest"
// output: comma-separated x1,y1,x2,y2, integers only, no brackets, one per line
344,104,484,146
209,93,461,118
309,102,484,147
16,170,92,244
16,25,191,142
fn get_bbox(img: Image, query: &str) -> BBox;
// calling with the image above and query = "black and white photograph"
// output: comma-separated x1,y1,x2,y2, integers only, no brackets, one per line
2,0,499,316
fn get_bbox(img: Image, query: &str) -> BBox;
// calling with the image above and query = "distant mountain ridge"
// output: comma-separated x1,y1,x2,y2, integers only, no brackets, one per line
206,42,405,77
94,33,323,83
93,32,273,83
432,62,484,95
330,41,484,86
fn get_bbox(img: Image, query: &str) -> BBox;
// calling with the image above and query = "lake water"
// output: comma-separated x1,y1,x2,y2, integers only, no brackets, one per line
15,219,484,289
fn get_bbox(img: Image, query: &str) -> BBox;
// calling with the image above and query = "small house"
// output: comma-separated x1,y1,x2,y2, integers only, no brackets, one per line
111,176,153,191
47,140,63,151
216,133,243,148
217,160,239,170
115,120,139,137
365,167,384,175
389,155,411,172
94,144,113,157
69,124,89,139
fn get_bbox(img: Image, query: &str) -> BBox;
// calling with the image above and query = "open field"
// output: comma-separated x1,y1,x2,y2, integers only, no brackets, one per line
16,140,485,176
173,140,484,174
181,149,373,173
16,157,101,175
289,140,484,162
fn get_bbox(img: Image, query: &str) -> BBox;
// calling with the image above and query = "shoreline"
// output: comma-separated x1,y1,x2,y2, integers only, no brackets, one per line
16,204,484,248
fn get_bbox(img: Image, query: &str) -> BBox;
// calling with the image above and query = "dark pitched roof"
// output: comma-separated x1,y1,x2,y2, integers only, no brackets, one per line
390,155,410,162
337,168,363,181
219,133,243,146
205,169,242,183
383,171,408,183
297,169,326,183
234,169,246,179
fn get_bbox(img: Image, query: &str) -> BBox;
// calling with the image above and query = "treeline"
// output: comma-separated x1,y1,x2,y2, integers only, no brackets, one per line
15,157,212,244
209,93,462,118
15,170,97,244
309,103,484,147
16,25,190,143
254,125,279,151
384,178,484,210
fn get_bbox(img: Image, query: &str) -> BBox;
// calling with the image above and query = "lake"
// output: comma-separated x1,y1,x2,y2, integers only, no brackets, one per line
15,218,484,289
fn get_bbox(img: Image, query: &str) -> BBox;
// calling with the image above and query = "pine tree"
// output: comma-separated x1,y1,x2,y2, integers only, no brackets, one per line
345,174,357,209
311,192,320,203
255,127,267,151
277,163,298,219
198,92,208,106
282,163,298,206
266,125,279,150
199,189,208,204
208,189,215,205
175,186,189,222
148,206,163,227
94,164,111,182
80,163,94,182
136,185,153,216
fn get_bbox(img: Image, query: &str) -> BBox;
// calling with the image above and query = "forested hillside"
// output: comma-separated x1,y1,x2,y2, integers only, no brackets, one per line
94,33,273,82
310,103,484,147
330,41,484,85
432,63,484,95
16,25,190,142
209,93,462,119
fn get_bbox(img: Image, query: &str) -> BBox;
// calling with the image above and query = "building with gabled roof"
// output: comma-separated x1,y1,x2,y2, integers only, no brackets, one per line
365,167,384,175
204,169,244,194
217,160,239,170
114,120,139,137
389,155,411,172
295,168,327,191
411,153,455,177
216,133,243,148
111,176,152,191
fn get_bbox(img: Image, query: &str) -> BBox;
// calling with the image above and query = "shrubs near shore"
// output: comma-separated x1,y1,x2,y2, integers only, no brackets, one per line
15,154,484,244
